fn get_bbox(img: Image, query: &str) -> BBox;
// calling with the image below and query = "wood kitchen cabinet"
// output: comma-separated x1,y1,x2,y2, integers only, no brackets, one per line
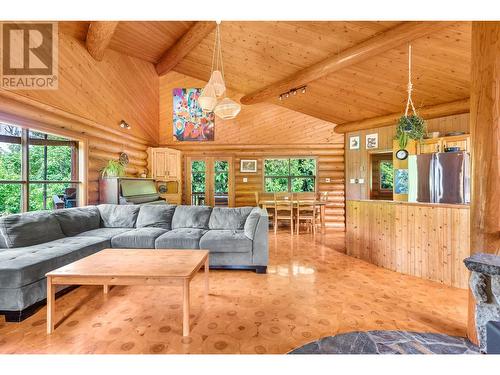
417,134,470,154
148,147,182,204
150,148,181,181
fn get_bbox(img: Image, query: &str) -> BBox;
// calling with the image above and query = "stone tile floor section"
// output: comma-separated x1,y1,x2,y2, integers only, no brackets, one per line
289,330,480,354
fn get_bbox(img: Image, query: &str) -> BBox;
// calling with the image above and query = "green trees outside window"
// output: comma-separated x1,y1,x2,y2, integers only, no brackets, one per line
379,160,394,190
264,158,316,193
0,124,77,215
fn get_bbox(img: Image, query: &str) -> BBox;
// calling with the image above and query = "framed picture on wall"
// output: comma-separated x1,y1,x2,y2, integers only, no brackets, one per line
349,136,360,150
240,160,257,173
366,133,378,149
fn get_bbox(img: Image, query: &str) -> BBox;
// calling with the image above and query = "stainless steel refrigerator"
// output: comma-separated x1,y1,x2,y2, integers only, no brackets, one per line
413,152,470,204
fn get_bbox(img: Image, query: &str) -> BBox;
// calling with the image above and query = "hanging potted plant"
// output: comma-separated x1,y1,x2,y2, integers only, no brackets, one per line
394,45,426,160
396,114,426,148
100,159,125,178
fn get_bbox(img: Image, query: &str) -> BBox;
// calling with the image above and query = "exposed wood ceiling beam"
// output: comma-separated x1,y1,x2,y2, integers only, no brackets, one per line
240,21,454,105
86,21,119,61
156,21,216,76
333,98,470,134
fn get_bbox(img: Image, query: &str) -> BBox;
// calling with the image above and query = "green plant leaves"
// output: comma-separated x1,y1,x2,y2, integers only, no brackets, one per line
395,115,426,150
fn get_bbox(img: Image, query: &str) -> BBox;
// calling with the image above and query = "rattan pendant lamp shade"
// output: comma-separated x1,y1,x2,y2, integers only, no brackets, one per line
198,21,241,119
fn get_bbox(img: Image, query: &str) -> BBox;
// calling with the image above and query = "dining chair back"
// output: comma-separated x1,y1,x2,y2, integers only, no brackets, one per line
274,192,294,235
296,193,316,235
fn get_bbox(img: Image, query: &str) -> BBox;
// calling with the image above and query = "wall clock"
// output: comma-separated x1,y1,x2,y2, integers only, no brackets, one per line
395,149,409,160
158,184,167,194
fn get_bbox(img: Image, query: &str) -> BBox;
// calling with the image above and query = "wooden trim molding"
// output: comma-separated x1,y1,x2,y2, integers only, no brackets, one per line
86,21,119,61
333,98,470,134
240,21,453,105
156,21,216,76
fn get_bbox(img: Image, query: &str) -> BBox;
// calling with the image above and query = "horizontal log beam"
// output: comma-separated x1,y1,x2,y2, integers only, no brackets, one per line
333,98,470,134
86,21,119,61
240,21,453,105
156,21,216,76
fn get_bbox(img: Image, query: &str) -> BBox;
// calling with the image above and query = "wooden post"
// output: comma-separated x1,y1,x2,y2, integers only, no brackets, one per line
468,21,500,344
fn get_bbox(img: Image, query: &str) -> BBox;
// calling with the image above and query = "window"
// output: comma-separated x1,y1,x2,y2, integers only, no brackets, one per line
379,160,394,191
190,160,206,205
264,158,316,193
214,160,229,206
0,123,80,215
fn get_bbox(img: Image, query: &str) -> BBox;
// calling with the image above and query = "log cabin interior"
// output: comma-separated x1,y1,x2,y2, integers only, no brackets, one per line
1,2,500,365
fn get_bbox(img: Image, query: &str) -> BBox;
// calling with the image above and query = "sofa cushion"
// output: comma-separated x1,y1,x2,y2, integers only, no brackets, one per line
111,228,168,249
75,228,130,240
171,206,212,229
136,205,176,230
0,211,65,248
244,207,264,240
199,230,253,253
53,206,100,236
208,207,254,230
97,204,140,228
0,236,109,288
155,228,207,249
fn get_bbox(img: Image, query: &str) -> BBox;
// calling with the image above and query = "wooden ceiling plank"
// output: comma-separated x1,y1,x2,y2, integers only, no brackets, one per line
240,21,454,105
333,98,470,133
86,21,119,61
156,21,216,76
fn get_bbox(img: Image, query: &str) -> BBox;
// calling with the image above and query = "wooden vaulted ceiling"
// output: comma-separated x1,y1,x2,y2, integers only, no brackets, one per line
60,21,471,127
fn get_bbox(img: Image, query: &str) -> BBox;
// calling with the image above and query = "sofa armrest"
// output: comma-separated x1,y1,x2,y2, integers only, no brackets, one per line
248,208,269,266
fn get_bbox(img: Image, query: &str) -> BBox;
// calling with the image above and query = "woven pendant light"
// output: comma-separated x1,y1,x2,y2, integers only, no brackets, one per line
199,21,240,119
214,97,241,120
209,70,226,97
198,82,217,112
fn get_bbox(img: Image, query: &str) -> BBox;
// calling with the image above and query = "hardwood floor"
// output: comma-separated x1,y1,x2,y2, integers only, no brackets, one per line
0,230,468,354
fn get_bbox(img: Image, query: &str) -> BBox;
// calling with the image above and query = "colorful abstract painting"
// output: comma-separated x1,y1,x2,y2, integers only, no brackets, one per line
173,88,215,141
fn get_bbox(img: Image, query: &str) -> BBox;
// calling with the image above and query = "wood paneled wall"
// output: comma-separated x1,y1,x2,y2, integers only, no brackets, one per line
159,72,345,229
345,113,470,200
1,30,159,204
346,200,470,289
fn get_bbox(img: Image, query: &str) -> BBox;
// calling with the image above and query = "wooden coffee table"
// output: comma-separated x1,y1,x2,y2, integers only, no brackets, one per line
45,249,209,336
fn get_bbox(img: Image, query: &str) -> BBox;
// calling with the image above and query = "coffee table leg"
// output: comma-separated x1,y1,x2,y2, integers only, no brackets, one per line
183,279,190,336
204,257,209,296
46,276,55,334
103,284,109,294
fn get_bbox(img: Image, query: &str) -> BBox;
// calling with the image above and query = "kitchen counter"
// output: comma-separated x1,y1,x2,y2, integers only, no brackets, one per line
349,199,470,209
346,199,470,289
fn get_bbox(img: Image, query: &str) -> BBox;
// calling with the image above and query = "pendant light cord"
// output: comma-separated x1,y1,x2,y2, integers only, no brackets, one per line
404,44,417,117
209,22,225,80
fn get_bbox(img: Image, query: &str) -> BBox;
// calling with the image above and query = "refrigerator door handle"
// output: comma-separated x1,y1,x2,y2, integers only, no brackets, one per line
430,154,436,203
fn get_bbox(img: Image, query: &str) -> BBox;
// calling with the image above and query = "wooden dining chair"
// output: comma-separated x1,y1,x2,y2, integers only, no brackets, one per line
296,193,317,234
316,191,328,226
274,192,294,235
256,191,274,229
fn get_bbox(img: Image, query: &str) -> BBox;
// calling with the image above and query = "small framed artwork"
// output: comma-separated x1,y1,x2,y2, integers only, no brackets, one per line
366,133,378,149
240,159,257,173
394,169,409,194
349,136,360,150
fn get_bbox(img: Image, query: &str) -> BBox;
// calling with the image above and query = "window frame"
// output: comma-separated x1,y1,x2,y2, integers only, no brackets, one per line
378,159,394,191
263,157,317,193
0,124,81,214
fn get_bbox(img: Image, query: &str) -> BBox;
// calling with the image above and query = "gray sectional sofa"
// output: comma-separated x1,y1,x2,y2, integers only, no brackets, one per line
0,204,268,321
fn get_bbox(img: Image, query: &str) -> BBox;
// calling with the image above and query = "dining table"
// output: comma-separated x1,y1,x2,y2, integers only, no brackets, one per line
258,199,327,229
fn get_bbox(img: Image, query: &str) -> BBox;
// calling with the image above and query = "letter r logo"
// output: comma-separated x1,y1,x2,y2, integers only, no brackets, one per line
2,23,53,75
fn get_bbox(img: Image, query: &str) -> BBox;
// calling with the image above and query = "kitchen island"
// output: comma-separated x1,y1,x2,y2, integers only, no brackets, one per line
346,199,470,289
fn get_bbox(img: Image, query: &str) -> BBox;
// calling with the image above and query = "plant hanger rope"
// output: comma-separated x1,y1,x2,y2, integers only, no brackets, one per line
404,44,417,117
